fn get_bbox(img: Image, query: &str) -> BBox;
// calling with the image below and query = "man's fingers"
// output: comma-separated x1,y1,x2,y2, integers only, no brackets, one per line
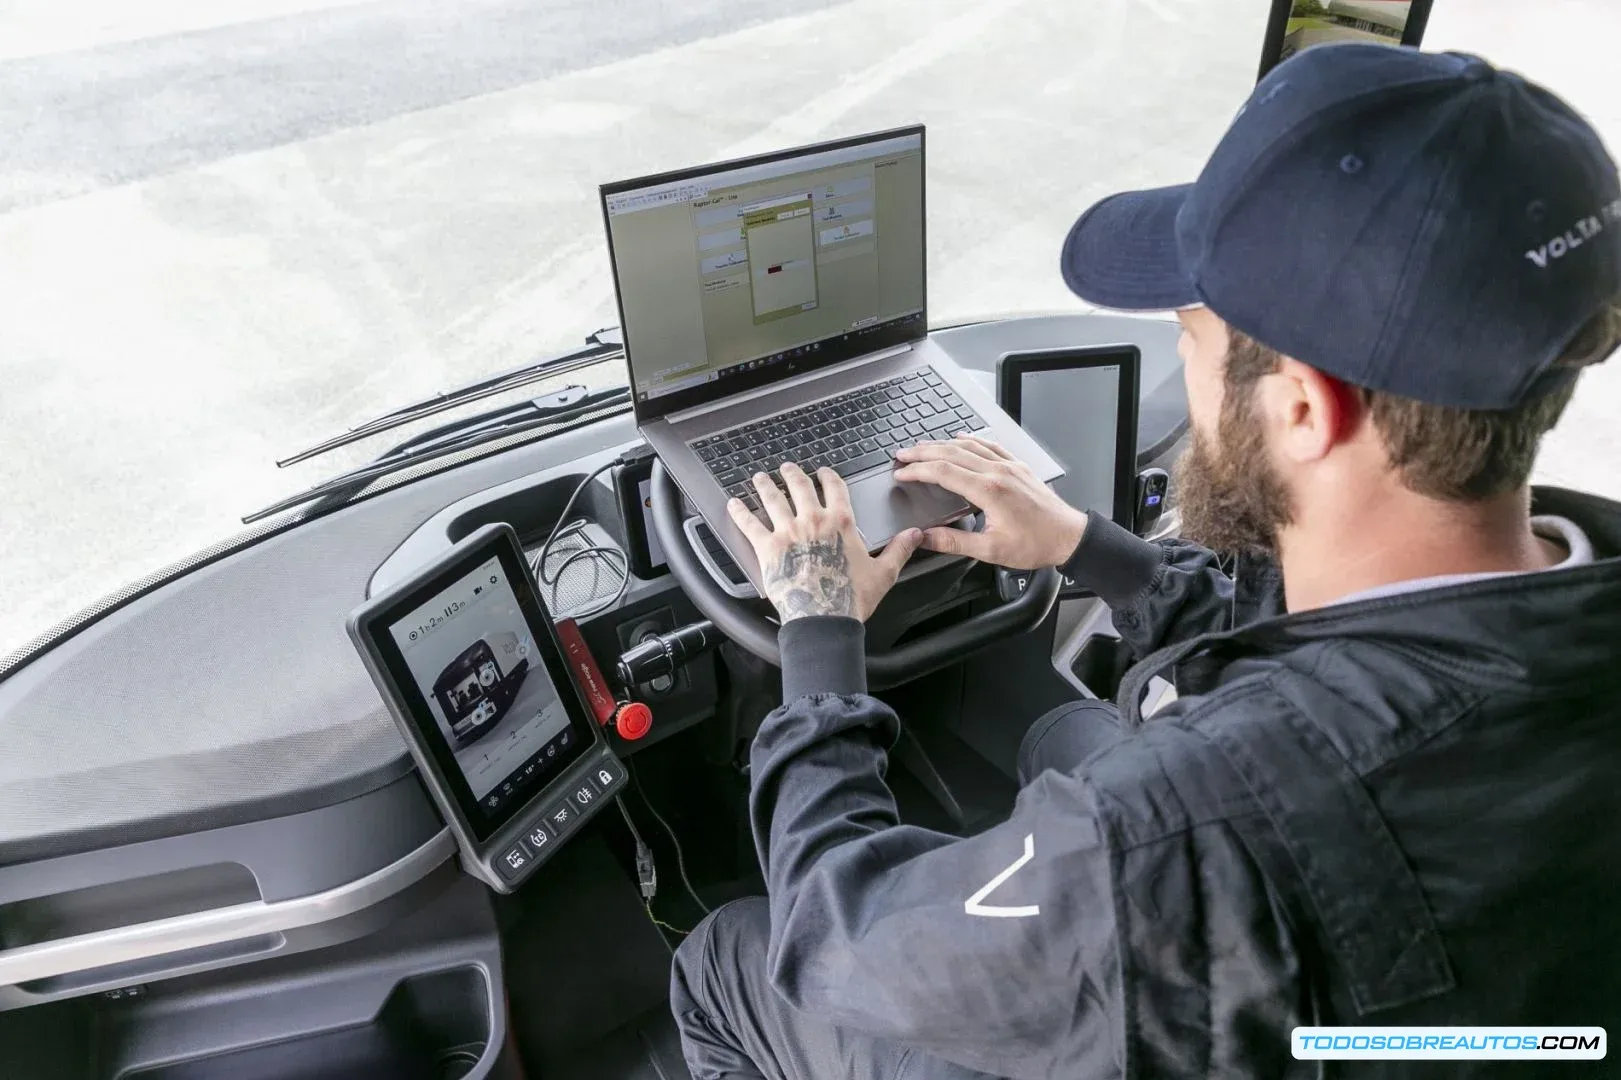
894,439,1001,474
752,471,792,529
875,528,923,579
892,458,992,502
779,462,820,515
726,498,770,546
918,525,996,562
953,432,1017,463
817,467,853,519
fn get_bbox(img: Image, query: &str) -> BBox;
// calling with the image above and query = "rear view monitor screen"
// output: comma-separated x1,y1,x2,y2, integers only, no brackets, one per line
1281,0,1413,61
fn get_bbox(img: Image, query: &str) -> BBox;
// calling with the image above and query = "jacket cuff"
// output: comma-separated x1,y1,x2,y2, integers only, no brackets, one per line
779,616,867,701
1059,510,1169,610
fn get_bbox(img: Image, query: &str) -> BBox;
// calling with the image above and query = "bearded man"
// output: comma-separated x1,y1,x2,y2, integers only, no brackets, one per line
670,43,1621,1080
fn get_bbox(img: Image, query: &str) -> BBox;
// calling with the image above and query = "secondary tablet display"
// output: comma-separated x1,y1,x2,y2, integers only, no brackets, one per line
368,538,597,839
1020,366,1124,519
998,346,1140,529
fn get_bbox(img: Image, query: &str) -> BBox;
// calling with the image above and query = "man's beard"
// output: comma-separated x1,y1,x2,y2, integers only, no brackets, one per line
1172,384,1294,558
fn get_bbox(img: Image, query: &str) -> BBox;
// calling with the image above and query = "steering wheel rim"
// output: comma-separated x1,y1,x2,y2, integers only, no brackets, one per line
650,459,1062,690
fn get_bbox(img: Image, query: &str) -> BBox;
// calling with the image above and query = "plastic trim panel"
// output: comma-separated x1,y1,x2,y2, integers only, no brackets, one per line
0,829,455,988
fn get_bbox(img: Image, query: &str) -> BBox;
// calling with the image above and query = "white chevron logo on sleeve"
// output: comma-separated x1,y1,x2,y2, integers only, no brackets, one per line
964,833,1041,918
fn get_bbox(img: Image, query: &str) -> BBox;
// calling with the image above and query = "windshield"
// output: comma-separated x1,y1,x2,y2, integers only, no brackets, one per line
3,0,1619,656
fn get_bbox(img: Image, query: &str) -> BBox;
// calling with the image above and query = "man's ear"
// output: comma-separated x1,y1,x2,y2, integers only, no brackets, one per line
1269,357,1359,464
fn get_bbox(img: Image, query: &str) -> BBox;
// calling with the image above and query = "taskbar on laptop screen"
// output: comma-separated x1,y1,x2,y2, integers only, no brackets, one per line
641,307,925,403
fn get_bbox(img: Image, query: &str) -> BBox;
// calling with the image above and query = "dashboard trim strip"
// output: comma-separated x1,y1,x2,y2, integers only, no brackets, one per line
0,829,456,988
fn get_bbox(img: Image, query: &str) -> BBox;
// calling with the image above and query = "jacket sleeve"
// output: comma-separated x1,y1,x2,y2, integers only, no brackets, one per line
1059,509,1276,654
756,618,1123,1078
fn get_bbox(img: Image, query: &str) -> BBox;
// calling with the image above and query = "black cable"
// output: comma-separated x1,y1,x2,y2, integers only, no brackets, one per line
545,535,626,588
541,460,615,552
617,795,683,949
537,518,600,580
535,540,630,619
616,793,649,852
530,462,631,618
631,758,711,915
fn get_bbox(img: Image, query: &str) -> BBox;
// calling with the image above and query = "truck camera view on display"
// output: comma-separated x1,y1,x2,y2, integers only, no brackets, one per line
391,557,573,803
1282,0,1412,60
430,633,529,748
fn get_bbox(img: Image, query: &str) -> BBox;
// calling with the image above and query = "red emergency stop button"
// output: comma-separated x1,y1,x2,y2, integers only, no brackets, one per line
614,701,652,740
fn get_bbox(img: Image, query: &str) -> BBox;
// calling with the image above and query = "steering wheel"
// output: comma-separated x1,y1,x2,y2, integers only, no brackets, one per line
650,460,1062,689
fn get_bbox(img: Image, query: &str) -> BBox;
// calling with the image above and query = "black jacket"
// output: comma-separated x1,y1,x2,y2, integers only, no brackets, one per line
753,486,1621,1078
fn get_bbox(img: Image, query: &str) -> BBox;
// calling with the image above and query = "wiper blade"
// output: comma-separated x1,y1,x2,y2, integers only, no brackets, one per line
370,383,623,463
243,382,631,525
276,326,624,467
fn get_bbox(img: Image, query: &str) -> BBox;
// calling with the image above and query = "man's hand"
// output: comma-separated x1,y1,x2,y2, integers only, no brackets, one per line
893,434,1088,569
727,462,921,623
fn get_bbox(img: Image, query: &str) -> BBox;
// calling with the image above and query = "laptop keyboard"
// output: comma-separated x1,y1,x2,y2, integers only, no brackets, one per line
690,368,986,511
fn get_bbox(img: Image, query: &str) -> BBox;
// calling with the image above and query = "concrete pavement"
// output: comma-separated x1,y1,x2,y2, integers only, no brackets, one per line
2,0,1619,655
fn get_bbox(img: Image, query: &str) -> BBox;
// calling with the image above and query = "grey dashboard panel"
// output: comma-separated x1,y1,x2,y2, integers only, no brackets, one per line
0,875,505,1079
0,412,642,865
0,314,1184,867
0,773,454,1009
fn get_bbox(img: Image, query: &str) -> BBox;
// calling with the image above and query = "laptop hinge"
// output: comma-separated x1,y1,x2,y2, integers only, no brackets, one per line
662,342,915,424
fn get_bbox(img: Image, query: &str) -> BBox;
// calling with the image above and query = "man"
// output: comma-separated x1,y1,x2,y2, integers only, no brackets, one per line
671,43,1621,1079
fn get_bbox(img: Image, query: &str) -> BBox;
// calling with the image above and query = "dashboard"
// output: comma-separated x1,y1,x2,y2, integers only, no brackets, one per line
349,523,628,893
0,312,1185,1080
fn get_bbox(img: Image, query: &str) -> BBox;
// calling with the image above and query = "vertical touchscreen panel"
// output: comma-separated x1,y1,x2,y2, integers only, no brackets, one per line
1018,366,1123,522
388,556,584,816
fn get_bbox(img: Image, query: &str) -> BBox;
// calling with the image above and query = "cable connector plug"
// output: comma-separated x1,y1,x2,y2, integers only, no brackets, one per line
617,441,656,468
635,839,658,902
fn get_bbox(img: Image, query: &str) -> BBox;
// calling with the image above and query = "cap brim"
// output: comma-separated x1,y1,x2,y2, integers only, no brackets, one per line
1060,184,1200,311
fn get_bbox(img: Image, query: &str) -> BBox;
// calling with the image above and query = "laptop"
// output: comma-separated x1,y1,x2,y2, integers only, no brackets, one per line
599,125,1063,593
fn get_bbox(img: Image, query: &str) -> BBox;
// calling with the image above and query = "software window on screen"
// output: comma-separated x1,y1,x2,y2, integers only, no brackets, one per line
607,139,924,399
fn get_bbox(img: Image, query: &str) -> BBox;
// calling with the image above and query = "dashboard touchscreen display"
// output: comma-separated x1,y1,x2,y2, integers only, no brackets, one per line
387,555,587,820
1017,365,1124,522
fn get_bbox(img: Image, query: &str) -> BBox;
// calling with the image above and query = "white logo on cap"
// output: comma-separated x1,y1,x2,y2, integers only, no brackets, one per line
1525,198,1621,268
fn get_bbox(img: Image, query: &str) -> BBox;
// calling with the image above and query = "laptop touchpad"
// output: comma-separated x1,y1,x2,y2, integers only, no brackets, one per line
847,470,971,552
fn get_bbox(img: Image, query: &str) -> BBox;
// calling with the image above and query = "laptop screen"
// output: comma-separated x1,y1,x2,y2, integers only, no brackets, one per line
601,127,928,421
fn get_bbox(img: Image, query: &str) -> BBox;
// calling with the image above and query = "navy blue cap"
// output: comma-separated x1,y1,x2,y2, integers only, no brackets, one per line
1061,43,1621,409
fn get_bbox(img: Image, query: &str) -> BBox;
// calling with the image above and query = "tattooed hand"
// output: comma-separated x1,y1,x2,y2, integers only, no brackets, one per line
727,462,922,623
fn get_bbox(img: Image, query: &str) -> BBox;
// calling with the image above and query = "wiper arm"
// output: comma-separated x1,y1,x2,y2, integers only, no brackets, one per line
243,382,630,525
276,326,624,467
370,383,624,463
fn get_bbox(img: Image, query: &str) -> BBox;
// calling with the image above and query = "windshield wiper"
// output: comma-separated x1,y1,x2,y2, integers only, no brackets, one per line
370,383,627,463
276,326,624,467
243,381,630,525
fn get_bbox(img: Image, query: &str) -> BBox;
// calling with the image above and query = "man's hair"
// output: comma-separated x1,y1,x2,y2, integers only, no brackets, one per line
1225,298,1621,501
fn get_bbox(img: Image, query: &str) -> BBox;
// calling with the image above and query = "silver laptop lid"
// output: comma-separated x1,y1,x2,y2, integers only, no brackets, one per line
600,126,928,425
